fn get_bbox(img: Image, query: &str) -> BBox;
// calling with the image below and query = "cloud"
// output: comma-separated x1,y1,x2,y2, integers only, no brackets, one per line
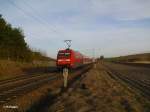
0,0,150,58
90,0,150,20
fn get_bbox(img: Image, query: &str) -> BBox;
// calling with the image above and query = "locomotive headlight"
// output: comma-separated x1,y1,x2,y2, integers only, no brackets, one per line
65,59,70,61
58,59,63,62
58,59,70,61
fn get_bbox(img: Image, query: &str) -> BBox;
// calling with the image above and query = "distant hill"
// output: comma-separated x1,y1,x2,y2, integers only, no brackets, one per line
106,53,150,63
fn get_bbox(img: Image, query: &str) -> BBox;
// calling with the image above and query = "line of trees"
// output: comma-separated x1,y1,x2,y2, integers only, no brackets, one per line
0,14,51,62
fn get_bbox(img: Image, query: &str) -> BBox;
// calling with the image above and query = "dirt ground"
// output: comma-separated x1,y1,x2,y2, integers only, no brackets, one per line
47,63,150,112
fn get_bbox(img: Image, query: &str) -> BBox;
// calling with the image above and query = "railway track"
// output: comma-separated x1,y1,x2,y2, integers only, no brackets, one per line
0,67,57,85
0,64,93,106
103,63,150,100
27,64,93,112
0,74,43,85
0,71,59,105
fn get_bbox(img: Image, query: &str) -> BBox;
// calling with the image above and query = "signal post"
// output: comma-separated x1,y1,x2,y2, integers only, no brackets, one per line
63,68,69,88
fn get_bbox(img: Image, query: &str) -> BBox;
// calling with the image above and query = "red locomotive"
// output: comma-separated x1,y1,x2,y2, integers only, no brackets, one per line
56,49,92,69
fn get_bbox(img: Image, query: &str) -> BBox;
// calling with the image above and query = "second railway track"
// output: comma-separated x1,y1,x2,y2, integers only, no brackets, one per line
103,63,150,100
0,67,57,86
0,71,60,105
0,64,93,106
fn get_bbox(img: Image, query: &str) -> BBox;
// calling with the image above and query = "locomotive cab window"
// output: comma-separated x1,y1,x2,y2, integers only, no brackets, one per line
58,52,71,58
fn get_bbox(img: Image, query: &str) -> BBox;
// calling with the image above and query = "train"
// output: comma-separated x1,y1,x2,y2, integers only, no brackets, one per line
56,48,93,69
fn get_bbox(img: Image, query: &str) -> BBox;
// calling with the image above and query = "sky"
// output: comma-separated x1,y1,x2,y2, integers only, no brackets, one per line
0,0,150,58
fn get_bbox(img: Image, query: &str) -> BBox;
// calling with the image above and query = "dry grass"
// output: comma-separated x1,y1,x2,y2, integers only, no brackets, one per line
48,63,150,112
0,60,55,80
127,61,150,64
1,63,149,112
107,53,150,63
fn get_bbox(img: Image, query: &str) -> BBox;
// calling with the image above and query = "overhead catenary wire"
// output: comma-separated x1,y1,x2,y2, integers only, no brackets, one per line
7,0,66,38
7,0,55,34
21,0,59,32
21,0,67,38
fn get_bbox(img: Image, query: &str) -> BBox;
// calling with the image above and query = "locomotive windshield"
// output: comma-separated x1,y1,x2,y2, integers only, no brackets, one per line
58,52,70,58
